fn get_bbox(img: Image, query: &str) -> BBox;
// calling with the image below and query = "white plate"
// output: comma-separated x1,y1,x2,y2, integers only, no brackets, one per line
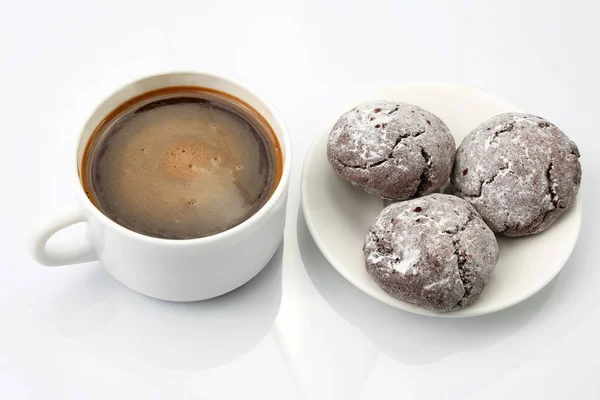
301,83,582,317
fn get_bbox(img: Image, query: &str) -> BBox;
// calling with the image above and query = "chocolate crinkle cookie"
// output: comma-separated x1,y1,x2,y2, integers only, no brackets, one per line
363,194,499,312
452,113,581,237
327,101,455,200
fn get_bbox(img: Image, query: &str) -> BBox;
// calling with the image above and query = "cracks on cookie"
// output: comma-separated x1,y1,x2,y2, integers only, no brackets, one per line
409,126,426,138
390,134,405,153
388,106,399,115
452,237,473,306
529,162,560,232
438,213,476,306
335,158,367,169
569,141,581,158
546,162,558,208
454,162,514,233
414,147,432,196
489,122,515,144
336,129,425,170
365,158,388,168
460,163,510,198
442,211,475,234
496,122,515,135
335,157,387,169
335,139,399,169
530,162,559,229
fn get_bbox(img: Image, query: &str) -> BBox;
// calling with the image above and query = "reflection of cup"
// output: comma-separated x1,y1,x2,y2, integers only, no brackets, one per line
297,208,552,366
28,72,292,301
37,244,283,371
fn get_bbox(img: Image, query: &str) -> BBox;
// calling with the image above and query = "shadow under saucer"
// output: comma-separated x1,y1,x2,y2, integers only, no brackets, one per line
296,207,556,365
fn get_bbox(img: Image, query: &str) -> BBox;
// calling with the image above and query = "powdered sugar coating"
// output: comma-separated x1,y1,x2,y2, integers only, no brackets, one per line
363,194,499,312
451,113,581,237
327,102,455,200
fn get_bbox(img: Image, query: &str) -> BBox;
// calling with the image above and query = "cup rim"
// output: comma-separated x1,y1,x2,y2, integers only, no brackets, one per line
74,71,292,246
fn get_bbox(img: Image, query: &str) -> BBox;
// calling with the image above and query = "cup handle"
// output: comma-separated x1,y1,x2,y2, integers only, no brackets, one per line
30,207,97,266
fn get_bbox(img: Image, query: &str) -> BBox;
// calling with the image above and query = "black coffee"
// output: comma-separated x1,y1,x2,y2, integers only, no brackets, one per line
82,87,282,239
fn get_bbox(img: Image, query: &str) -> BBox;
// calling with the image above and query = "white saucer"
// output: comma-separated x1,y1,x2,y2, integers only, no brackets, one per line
301,83,582,317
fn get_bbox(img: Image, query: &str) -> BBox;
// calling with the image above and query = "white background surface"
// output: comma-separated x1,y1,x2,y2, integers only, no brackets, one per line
1,0,599,398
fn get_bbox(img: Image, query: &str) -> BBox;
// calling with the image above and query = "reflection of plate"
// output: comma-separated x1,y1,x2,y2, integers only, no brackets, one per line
301,83,582,318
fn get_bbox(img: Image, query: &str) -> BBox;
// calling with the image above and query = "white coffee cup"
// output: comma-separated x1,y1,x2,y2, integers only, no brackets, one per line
29,72,291,301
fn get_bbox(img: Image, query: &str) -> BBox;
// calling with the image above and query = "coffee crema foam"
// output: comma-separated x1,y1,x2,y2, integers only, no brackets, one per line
82,88,281,239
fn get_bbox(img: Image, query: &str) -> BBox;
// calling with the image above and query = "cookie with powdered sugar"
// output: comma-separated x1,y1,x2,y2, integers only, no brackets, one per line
452,113,581,237
327,101,455,200
363,194,498,312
